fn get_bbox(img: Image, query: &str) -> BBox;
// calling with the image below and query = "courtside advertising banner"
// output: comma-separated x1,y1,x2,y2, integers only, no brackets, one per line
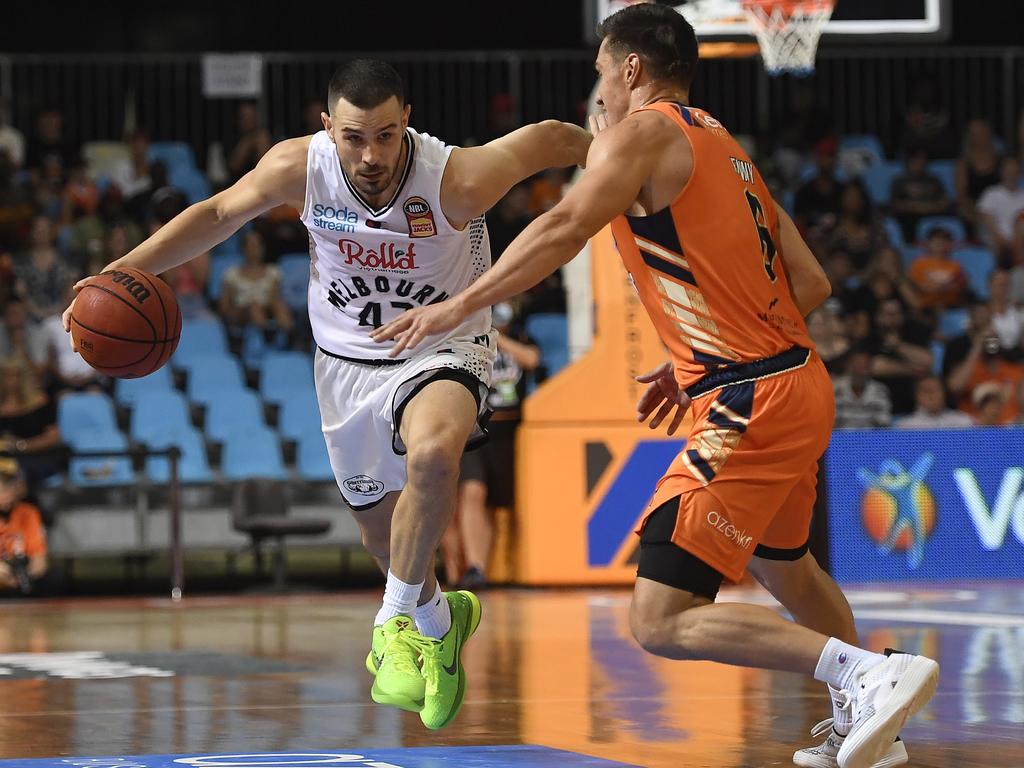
825,427,1024,582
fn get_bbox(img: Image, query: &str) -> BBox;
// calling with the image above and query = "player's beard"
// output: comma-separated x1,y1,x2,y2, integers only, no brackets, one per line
353,162,396,197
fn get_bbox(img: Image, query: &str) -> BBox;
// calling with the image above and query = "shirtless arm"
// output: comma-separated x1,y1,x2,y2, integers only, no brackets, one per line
441,120,592,228
775,203,831,317
62,137,309,336
373,114,667,355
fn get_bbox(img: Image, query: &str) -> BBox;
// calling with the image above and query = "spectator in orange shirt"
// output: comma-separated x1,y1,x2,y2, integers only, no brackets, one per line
947,326,1024,423
0,458,47,594
909,226,969,309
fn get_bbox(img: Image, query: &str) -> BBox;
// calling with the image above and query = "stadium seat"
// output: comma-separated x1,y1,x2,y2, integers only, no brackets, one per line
205,389,265,443
222,426,287,481
172,318,229,371
861,162,902,206
927,159,957,199
916,216,967,244
931,340,945,376
130,390,192,442
882,217,905,247
279,252,310,312
185,356,246,405
114,366,174,406
58,392,119,439
953,246,996,298
260,351,316,404
170,167,212,204
526,313,570,379
938,308,970,339
296,431,334,482
839,134,886,173
144,425,213,484
207,253,243,301
147,141,196,172
278,396,322,442
68,429,134,487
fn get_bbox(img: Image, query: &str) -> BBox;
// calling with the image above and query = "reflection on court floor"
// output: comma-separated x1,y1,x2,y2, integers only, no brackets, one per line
0,584,1020,768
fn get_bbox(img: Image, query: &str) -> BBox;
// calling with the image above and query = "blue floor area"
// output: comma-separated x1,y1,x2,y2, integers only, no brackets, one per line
2,746,641,768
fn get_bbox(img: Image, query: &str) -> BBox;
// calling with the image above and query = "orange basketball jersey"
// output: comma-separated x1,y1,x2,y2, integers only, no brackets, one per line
610,101,813,390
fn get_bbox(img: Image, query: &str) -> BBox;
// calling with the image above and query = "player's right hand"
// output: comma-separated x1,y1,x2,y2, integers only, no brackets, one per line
62,277,92,352
635,361,690,436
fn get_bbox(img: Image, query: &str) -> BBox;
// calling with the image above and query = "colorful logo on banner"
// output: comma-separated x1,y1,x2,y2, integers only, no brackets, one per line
826,428,1024,582
858,455,937,570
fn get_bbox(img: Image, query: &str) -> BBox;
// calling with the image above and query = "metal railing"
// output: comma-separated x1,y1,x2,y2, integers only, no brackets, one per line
2,47,1022,167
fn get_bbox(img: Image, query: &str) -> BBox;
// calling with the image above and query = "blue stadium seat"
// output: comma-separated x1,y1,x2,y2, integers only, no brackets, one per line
931,341,945,376
58,392,119,438
279,396,322,442
927,160,957,199
68,429,134,487
171,167,212,204
205,389,265,443
900,245,921,270
260,351,316,405
279,252,310,312
185,356,246,405
172,318,229,371
861,162,903,206
882,217,905,247
938,308,970,339
147,142,196,172
207,253,243,301
916,216,967,244
296,431,334,482
526,313,569,379
839,134,886,168
144,425,213,484
114,366,174,406
953,246,996,299
222,426,287,481
131,390,192,443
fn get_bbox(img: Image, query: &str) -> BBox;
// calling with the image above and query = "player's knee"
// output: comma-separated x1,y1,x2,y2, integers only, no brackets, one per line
406,438,460,485
629,609,700,660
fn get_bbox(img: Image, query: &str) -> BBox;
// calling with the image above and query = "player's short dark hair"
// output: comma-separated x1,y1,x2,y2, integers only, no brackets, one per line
327,59,405,113
597,3,699,88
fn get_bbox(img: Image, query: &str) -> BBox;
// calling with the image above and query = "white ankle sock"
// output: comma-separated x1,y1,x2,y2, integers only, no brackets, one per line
828,684,853,735
814,638,886,694
415,580,452,639
375,570,423,627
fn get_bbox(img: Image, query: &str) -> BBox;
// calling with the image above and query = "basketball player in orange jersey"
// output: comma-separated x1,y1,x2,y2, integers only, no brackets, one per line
373,6,938,767
62,59,591,729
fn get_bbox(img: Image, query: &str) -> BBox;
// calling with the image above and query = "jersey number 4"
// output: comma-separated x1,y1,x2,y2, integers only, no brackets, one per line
744,190,777,282
358,301,414,330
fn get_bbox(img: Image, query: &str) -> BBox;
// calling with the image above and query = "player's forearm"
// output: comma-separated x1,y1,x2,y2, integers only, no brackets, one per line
456,210,585,315
105,199,242,275
523,120,592,172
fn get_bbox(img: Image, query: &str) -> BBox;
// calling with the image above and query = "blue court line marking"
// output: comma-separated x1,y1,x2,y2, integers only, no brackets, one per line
0,745,642,768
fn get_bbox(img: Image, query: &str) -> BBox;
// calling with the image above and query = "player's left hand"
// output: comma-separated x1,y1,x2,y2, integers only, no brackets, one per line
371,299,468,357
635,361,691,436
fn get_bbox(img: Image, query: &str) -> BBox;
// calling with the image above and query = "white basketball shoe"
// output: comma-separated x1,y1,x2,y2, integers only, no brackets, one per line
835,652,939,768
793,718,908,768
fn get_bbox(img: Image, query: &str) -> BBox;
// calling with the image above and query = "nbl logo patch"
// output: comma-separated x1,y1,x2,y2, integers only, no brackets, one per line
404,195,437,238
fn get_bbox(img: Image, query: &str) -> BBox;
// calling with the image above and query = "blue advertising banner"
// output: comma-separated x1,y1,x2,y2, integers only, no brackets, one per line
825,427,1024,582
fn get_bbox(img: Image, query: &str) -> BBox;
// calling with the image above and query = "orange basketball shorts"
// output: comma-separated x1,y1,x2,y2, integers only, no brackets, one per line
638,351,835,583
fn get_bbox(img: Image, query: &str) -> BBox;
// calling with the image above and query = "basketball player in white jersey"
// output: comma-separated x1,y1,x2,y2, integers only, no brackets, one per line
63,58,591,730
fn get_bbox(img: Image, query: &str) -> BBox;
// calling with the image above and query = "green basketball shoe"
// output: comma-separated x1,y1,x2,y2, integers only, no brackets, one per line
366,615,425,713
416,590,482,730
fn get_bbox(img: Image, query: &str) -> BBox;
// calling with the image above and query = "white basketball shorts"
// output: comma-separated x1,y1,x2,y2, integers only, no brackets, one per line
314,332,495,510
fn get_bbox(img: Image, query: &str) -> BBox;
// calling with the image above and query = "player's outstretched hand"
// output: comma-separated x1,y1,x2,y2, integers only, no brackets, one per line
635,361,691,436
371,299,467,357
61,276,93,353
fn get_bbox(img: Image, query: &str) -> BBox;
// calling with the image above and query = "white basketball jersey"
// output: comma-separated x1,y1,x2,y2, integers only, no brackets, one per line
301,129,491,359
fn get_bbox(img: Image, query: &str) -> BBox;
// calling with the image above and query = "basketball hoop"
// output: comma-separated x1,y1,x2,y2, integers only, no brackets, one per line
741,0,835,76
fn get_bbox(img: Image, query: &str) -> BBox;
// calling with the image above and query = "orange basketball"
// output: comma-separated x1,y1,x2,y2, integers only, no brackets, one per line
70,267,182,379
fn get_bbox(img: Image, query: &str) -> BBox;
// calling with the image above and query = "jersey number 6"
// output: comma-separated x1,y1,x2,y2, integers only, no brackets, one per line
744,190,777,283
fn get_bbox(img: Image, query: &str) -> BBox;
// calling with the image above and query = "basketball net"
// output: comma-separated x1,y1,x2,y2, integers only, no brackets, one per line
741,0,835,75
